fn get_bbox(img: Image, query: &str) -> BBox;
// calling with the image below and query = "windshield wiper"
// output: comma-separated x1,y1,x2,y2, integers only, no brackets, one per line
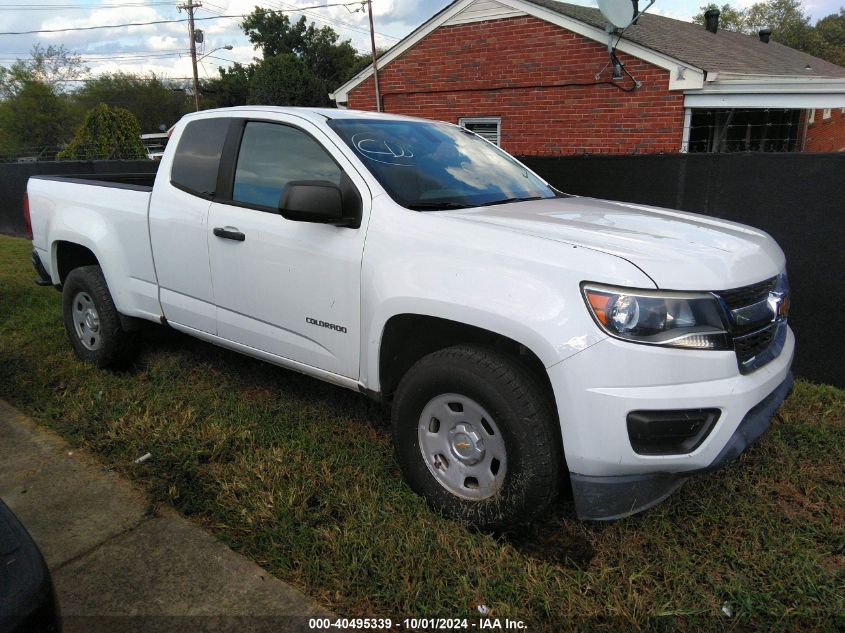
479,196,545,207
407,201,475,211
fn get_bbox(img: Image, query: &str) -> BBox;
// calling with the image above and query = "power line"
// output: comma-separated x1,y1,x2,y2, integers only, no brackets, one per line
178,0,400,44
262,0,399,41
0,2,362,35
1,48,187,56
0,2,174,9
0,50,193,64
56,77,196,82
0,54,186,63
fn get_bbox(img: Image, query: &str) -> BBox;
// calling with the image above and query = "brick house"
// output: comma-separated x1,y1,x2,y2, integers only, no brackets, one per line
805,107,845,151
331,0,845,155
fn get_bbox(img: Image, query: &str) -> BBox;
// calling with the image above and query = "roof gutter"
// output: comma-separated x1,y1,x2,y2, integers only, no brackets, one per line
685,76,845,108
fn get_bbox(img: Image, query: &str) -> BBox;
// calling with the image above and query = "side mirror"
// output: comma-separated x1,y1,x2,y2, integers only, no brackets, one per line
278,180,348,226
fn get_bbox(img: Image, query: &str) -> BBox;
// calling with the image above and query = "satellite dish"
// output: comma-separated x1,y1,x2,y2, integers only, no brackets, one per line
597,0,636,29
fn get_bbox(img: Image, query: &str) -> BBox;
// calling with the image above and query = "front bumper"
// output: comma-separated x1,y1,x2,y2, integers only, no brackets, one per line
549,326,795,520
570,372,793,520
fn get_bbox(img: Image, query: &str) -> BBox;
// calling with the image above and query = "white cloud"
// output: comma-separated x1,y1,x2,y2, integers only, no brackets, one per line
0,0,428,80
2,0,836,84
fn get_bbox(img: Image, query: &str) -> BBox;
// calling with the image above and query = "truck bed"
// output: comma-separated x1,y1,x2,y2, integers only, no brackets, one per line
27,174,162,322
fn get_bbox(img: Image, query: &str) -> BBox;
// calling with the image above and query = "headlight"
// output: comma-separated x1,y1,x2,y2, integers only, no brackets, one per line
582,284,731,350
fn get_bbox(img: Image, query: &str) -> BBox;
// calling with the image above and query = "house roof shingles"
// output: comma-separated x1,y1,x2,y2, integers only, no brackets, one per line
524,0,845,78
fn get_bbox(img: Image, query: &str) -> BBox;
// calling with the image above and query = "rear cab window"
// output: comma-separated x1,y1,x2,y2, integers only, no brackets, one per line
170,118,231,198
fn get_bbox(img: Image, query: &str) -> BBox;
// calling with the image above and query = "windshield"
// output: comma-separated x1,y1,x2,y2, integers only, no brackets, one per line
327,118,558,210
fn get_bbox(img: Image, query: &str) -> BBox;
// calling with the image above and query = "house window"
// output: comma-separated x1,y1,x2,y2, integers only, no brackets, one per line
459,117,501,146
823,108,832,120
687,108,802,153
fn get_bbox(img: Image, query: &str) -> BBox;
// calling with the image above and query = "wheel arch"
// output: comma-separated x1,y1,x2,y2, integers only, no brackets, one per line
52,240,100,285
376,313,557,412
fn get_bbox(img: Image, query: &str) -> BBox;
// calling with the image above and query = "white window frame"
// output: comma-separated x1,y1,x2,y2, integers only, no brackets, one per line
823,108,832,120
459,117,502,146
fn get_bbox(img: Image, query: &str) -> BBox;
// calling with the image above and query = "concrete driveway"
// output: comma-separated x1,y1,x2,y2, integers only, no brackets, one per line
0,400,332,632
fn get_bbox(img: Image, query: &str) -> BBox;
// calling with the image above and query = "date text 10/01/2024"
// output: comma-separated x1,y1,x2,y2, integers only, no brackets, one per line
308,618,529,630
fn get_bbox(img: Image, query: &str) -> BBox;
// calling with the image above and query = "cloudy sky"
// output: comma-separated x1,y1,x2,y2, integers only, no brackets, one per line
0,0,841,82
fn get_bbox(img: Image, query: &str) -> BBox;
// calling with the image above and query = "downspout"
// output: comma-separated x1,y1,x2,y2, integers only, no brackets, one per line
801,109,810,151
680,107,692,152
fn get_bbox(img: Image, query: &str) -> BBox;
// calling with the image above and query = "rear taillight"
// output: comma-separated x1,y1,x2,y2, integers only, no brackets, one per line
23,191,32,239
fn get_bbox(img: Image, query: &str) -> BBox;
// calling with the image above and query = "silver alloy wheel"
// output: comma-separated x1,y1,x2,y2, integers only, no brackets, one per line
418,393,507,500
72,291,101,351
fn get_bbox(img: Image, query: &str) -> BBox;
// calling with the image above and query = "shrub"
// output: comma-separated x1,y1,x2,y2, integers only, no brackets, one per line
57,103,147,160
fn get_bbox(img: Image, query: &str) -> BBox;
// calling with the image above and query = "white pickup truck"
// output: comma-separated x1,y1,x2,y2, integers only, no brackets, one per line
26,107,794,527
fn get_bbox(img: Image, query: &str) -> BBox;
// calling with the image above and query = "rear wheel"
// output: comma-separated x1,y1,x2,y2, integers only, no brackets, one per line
392,345,561,530
62,265,134,368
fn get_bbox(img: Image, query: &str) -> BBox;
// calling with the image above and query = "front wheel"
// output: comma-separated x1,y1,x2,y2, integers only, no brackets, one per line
391,345,561,530
62,265,134,368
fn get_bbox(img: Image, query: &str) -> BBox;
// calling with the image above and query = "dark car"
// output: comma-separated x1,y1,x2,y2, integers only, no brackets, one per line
0,500,61,633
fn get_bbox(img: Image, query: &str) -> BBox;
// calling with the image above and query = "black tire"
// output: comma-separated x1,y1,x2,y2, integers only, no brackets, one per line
391,345,561,530
62,265,135,368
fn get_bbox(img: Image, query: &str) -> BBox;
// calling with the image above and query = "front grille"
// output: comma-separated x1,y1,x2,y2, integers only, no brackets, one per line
718,277,777,311
714,276,786,374
734,324,776,365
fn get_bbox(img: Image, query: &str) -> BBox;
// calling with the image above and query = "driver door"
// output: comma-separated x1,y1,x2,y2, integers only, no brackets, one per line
207,116,370,379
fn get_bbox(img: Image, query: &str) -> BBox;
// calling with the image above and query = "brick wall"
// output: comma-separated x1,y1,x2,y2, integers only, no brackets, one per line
804,108,845,152
346,16,686,156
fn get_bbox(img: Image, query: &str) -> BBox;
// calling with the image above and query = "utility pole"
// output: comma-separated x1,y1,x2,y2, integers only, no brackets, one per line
366,0,382,112
179,1,202,111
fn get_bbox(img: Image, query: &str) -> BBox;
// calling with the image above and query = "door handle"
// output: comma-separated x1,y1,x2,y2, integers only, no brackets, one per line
213,227,246,242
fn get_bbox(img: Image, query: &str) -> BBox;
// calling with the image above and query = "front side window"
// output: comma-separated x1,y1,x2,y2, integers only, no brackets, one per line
328,118,555,210
171,117,230,197
232,121,342,209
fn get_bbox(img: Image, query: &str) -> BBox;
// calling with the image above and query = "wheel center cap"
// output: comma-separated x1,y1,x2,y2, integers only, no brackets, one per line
449,423,485,465
85,310,99,332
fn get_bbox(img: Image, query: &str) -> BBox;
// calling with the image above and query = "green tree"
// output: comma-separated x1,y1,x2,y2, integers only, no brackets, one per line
743,0,815,49
247,54,329,107
71,73,190,133
200,63,253,109
814,9,845,66
0,80,74,155
0,44,87,98
57,103,146,160
241,9,362,89
0,45,86,157
693,3,748,31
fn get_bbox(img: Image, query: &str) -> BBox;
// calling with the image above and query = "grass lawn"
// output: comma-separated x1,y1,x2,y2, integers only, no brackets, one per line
0,234,842,630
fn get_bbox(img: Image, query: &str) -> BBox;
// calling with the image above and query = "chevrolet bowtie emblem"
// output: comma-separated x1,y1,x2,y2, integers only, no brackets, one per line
768,293,790,322
456,442,470,450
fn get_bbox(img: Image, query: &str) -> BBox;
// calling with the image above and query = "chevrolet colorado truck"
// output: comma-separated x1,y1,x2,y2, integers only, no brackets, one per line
26,107,794,527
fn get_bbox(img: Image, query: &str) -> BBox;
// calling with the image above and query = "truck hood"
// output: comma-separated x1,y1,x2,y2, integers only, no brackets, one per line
441,197,785,290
